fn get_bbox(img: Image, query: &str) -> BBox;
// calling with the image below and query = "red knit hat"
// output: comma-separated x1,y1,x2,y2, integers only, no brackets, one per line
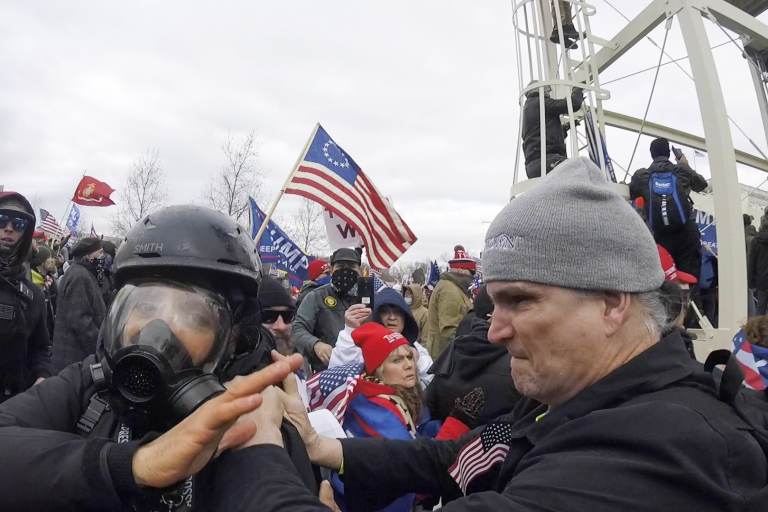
448,247,477,272
308,259,330,281
352,322,409,374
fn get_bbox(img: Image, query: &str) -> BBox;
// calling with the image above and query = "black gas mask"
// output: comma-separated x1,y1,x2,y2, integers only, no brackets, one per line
331,263,360,296
93,280,233,429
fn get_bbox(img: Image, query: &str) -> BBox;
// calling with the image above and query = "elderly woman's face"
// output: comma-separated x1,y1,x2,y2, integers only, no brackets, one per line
487,281,611,408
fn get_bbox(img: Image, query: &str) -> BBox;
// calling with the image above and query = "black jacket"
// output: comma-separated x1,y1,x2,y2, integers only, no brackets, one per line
629,157,709,207
52,262,106,372
521,88,584,170
749,229,768,290
426,317,520,424
0,267,52,397
234,332,767,511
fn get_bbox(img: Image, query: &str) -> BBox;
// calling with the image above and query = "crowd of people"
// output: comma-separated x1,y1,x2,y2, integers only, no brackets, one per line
0,149,767,510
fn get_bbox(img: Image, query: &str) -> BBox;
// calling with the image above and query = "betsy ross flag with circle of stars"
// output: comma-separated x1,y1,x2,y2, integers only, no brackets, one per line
285,124,417,269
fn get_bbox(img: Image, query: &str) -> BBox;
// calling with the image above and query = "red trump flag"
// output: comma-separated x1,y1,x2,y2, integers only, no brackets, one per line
72,176,115,206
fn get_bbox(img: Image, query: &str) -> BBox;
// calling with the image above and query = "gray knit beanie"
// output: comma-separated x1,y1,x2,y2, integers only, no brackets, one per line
482,157,663,292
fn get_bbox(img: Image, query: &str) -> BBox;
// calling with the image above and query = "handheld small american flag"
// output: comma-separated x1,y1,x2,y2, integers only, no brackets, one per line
733,329,768,390
369,269,388,293
285,124,417,269
39,209,64,239
448,422,513,494
306,362,364,422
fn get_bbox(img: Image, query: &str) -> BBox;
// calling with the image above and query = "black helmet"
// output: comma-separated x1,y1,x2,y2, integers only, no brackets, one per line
114,205,262,295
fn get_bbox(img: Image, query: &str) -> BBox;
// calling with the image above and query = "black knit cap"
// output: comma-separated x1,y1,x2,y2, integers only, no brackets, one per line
71,237,102,258
258,277,295,310
650,138,670,159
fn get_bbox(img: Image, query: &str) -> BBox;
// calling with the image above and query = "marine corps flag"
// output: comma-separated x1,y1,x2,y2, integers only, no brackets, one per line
72,176,115,206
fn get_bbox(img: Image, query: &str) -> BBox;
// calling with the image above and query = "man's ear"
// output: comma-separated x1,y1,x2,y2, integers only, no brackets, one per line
602,291,632,337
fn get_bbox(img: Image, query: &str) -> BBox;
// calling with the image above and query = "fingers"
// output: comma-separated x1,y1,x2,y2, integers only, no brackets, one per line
351,308,371,319
217,419,258,455
226,360,293,398
319,480,341,512
201,393,263,431
270,350,305,374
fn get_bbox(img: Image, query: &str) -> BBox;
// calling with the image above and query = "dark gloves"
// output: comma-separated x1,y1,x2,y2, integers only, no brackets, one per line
449,387,486,430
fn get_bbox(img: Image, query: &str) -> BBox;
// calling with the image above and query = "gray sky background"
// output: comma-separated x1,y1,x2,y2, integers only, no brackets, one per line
2,1,768,263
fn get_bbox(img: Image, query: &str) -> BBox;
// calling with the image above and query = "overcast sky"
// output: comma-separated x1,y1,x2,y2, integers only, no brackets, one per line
2,1,768,263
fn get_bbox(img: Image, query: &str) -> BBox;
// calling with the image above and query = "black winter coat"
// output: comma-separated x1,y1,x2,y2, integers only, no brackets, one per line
0,268,52,397
749,230,768,290
0,350,317,511
52,262,106,372
426,317,520,424
521,88,584,176
230,332,768,511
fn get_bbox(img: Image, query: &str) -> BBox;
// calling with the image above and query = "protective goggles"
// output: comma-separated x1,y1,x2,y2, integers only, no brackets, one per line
103,280,233,373
261,309,296,324
0,213,29,233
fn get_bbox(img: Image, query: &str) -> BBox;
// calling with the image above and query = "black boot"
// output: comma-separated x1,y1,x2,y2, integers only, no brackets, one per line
550,24,582,49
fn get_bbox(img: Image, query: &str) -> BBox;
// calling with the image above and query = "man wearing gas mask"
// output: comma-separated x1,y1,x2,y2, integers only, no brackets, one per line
0,192,53,402
0,205,304,511
52,237,107,372
293,247,362,372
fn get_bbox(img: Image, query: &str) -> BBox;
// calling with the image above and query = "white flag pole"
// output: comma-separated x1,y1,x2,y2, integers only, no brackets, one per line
254,123,320,242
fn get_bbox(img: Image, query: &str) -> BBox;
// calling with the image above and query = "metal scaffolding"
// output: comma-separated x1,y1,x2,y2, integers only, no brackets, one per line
511,0,768,355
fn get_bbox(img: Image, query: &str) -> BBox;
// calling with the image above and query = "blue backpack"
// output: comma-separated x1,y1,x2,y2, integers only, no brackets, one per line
647,170,691,234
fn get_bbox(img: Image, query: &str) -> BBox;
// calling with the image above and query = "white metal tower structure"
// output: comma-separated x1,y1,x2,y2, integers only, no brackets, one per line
511,0,768,356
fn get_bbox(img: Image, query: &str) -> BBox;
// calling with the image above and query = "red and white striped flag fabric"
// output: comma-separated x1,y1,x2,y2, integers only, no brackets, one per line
284,124,417,269
39,208,64,239
448,422,513,494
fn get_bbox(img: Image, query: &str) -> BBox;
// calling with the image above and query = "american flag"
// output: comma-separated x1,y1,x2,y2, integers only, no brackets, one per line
732,329,768,390
448,422,513,494
284,124,417,270
306,362,364,423
39,209,64,239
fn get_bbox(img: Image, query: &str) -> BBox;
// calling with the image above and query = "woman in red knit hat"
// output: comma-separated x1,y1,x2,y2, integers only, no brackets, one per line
348,322,422,436
306,322,422,511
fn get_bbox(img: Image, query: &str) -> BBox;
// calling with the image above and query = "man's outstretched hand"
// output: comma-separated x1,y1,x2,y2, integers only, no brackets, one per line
131,354,304,489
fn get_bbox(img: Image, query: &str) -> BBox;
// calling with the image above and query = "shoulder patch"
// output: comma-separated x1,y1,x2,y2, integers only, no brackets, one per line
324,295,338,308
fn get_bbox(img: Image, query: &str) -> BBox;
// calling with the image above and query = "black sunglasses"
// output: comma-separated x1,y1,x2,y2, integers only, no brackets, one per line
262,309,296,324
0,214,29,233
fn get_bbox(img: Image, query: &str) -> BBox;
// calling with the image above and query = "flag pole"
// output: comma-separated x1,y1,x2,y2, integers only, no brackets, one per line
254,123,320,242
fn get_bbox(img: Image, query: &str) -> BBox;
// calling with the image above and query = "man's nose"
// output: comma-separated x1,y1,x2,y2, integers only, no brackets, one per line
488,313,514,345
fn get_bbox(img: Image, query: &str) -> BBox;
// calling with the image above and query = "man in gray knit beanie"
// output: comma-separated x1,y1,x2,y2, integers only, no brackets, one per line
209,158,763,512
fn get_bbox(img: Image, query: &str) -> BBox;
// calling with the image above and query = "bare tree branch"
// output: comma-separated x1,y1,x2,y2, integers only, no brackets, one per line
283,199,329,256
112,149,167,235
206,131,262,222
